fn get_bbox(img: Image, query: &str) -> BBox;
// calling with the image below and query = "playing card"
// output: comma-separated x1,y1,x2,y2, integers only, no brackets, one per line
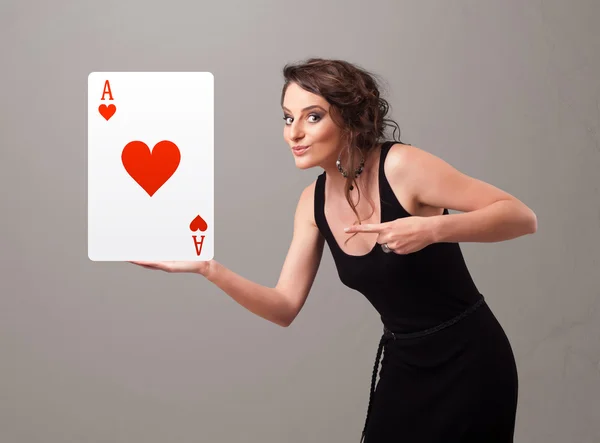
88,72,214,261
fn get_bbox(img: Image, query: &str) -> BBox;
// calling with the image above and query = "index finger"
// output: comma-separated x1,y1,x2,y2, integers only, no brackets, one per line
344,223,385,233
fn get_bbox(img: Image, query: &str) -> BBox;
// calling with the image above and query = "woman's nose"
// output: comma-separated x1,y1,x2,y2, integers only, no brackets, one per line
289,121,304,140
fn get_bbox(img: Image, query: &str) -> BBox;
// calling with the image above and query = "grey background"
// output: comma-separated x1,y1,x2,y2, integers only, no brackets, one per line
1,0,599,442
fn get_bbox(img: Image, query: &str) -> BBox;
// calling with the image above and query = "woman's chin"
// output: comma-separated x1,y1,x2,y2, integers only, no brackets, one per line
293,157,314,169
297,156,321,167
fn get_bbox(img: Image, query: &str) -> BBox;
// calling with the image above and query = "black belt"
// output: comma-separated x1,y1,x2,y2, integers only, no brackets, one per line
359,295,486,443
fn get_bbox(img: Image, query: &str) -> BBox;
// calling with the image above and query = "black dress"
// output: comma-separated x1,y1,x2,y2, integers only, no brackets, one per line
313,141,519,442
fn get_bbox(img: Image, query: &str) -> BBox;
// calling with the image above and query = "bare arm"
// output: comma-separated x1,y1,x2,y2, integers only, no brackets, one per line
205,182,325,327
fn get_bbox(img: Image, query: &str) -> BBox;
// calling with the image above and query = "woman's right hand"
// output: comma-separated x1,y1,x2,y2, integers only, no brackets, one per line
129,260,214,278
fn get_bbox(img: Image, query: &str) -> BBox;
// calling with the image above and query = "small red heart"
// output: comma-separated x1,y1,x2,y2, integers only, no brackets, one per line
99,104,116,121
121,140,181,197
190,215,208,232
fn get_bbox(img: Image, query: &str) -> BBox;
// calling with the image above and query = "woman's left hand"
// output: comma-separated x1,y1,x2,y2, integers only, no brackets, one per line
343,216,436,255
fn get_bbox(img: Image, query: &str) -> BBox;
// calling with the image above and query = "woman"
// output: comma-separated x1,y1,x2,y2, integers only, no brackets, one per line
132,58,537,442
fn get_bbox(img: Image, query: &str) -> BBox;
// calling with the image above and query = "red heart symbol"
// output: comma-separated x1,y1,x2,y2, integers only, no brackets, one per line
99,104,116,120
121,140,181,196
190,215,208,232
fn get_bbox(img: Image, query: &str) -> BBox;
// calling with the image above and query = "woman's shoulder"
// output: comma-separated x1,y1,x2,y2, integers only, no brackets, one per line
296,179,319,228
385,141,416,163
383,142,433,179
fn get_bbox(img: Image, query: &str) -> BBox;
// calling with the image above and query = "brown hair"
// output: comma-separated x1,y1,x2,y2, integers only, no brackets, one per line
281,57,409,247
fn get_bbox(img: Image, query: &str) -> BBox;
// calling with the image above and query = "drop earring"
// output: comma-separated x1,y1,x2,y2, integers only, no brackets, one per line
336,148,365,191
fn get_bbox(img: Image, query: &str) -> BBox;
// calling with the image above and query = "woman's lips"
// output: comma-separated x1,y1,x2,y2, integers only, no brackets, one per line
293,146,310,155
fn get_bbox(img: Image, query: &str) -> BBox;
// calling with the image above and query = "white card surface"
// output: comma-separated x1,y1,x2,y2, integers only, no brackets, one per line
88,72,214,261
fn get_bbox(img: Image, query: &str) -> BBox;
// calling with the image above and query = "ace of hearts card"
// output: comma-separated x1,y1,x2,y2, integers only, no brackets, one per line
87,72,214,261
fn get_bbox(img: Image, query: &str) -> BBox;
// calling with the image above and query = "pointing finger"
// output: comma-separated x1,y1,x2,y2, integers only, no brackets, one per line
344,223,385,233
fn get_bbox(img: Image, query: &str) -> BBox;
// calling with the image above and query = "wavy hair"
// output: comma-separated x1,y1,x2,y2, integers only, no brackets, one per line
281,57,410,247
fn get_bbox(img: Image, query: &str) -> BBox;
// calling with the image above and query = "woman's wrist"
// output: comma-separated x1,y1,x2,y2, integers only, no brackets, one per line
200,259,217,280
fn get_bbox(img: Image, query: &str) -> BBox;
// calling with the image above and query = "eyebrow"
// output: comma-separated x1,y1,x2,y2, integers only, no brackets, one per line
282,105,327,113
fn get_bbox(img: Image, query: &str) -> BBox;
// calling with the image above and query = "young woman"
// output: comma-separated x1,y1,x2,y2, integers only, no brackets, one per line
132,58,537,442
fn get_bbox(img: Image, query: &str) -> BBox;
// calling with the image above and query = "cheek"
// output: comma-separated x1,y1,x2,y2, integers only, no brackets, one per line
283,126,292,140
312,122,339,140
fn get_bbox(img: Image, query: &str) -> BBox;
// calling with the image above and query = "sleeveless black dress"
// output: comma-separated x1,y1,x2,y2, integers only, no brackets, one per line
313,141,519,442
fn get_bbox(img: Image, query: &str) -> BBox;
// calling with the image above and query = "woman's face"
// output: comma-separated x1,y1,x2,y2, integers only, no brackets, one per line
282,82,344,170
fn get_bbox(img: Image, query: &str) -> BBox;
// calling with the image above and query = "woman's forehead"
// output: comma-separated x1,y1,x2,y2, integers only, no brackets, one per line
283,89,328,111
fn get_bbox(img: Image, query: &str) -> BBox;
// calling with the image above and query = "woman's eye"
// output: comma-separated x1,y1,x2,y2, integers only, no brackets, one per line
283,114,321,125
